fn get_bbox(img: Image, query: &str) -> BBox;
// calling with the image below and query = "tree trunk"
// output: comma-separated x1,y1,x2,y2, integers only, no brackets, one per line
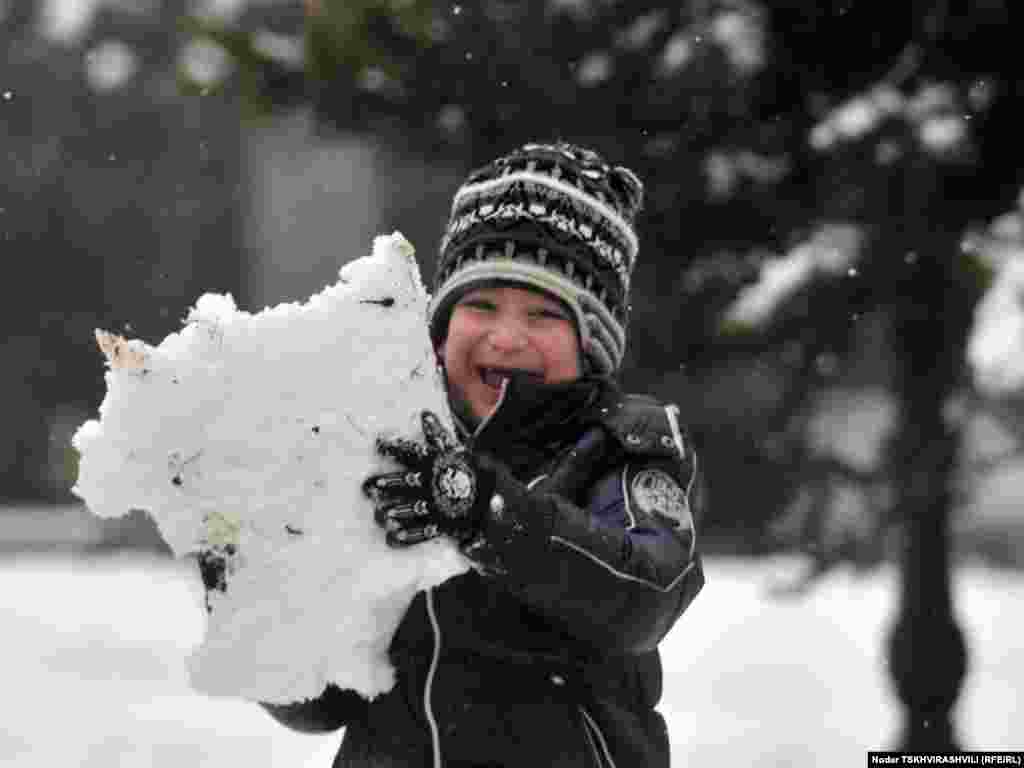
885,223,969,750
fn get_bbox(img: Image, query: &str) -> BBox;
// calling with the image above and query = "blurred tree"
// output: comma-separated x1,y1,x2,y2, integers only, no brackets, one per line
0,0,246,500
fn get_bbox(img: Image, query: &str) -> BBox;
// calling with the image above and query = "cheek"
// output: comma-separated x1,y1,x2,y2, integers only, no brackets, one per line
440,318,480,376
440,338,465,378
541,327,582,381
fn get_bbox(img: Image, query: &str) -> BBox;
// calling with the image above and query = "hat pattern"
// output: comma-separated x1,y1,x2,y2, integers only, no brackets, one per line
430,142,643,373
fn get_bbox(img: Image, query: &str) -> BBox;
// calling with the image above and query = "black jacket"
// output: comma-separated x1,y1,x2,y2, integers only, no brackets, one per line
264,376,705,768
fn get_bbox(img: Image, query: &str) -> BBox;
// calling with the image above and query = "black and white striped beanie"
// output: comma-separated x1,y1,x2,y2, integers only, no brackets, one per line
428,142,643,374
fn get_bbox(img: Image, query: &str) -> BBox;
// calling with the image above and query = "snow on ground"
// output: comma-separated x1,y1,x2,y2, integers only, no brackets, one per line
0,552,1020,768
0,551,344,768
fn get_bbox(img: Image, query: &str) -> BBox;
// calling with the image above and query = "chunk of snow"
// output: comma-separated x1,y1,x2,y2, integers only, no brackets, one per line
72,233,468,704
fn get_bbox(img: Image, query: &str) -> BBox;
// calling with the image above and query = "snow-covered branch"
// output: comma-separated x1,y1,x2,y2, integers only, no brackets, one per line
809,81,975,160
723,223,862,329
965,208,1024,401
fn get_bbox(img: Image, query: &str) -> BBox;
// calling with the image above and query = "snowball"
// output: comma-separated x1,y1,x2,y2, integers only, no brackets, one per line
72,233,468,704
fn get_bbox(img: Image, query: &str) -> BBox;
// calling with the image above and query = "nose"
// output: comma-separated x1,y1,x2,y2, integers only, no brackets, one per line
486,315,528,352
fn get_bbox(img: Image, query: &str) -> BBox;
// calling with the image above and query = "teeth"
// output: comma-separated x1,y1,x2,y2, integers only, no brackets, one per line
481,368,542,388
480,368,505,389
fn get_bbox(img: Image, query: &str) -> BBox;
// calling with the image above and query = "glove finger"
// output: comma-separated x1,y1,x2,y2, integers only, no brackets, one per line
421,411,457,454
386,522,441,548
377,499,432,526
376,436,430,467
362,470,426,498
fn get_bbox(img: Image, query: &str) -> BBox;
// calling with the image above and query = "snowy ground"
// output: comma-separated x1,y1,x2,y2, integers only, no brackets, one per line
1,550,1020,767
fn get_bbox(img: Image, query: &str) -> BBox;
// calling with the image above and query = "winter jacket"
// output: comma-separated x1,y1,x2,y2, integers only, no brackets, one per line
263,375,705,768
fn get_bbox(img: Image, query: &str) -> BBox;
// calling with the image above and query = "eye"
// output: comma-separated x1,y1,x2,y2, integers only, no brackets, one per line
531,306,569,321
459,297,497,312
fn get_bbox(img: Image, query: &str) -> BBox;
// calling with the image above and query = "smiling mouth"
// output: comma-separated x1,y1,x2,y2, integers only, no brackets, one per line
478,367,544,390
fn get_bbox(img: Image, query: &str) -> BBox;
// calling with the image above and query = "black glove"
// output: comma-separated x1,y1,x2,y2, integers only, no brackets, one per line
536,426,610,500
362,411,493,548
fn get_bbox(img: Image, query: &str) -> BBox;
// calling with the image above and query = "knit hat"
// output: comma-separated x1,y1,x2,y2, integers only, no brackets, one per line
428,142,644,374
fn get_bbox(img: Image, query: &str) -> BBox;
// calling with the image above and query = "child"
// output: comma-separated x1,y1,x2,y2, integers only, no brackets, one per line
264,142,705,768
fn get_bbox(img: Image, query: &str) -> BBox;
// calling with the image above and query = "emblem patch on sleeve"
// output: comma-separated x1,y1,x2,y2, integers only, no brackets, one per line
630,468,693,532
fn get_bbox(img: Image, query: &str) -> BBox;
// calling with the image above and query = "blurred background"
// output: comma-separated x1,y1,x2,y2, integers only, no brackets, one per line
2,0,1023,764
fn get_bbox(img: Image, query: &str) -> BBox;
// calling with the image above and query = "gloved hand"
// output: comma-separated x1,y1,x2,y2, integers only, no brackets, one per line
362,411,494,548
536,426,609,500
457,425,610,574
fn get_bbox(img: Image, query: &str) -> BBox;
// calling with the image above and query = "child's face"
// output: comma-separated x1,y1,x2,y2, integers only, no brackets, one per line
439,284,581,422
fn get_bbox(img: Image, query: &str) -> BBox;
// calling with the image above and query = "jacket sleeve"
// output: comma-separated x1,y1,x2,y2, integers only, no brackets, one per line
466,404,704,655
259,684,366,733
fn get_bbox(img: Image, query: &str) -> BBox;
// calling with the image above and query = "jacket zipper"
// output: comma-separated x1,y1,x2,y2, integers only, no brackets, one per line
425,588,443,768
470,378,510,446
580,706,618,768
426,590,614,768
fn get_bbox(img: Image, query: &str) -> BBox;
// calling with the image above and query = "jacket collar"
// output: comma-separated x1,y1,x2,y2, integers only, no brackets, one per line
465,373,614,460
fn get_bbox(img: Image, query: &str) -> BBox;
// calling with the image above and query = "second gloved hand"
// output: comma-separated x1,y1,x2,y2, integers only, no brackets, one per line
362,411,494,547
